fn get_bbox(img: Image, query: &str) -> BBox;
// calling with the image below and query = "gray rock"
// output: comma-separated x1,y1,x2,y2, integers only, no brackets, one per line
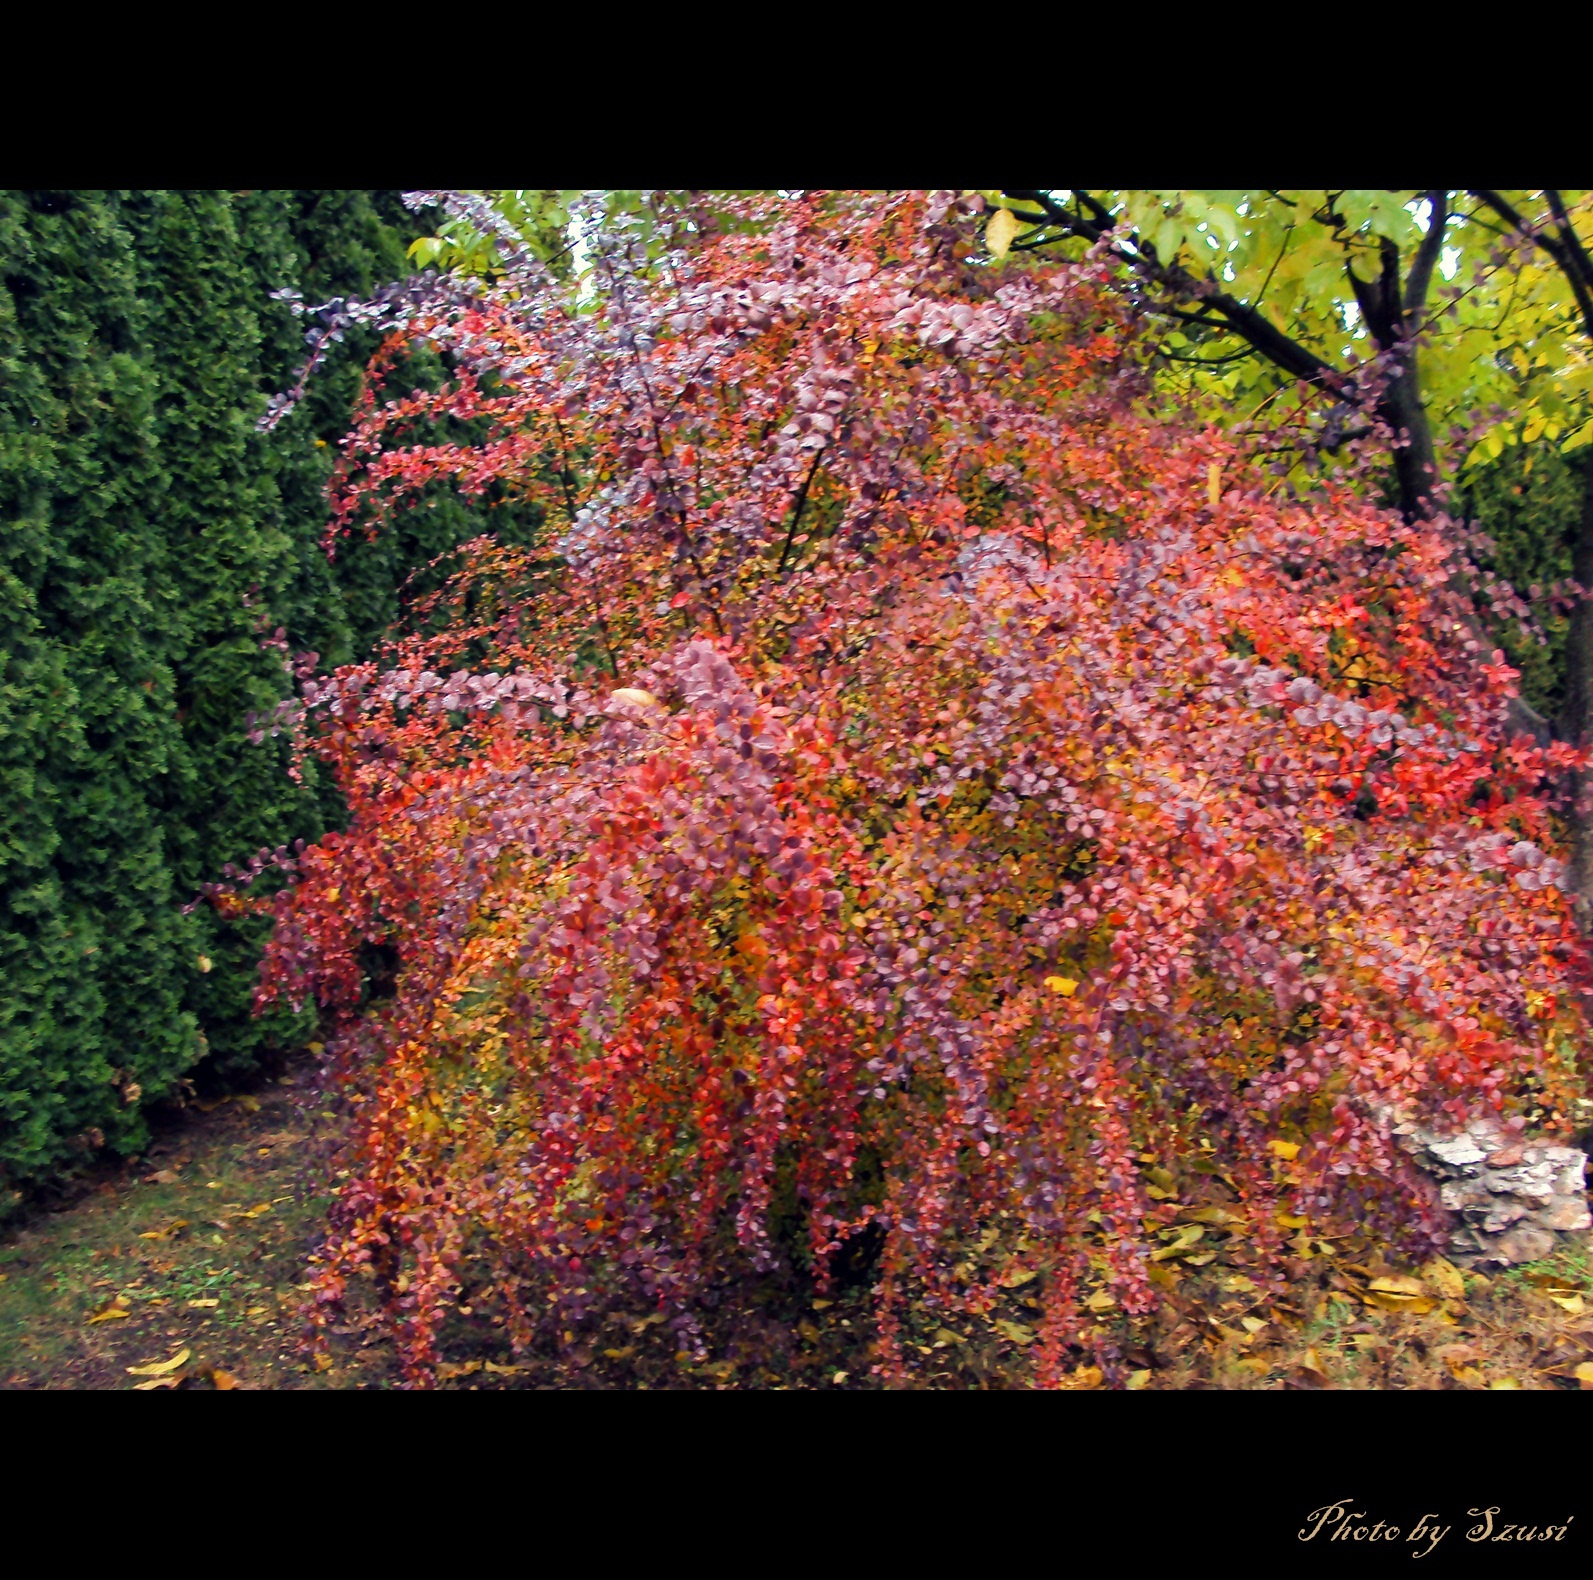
1379,1106,1590,1267
1493,1225,1557,1266
1426,1133,1490,1171
1539,1196,1592,1233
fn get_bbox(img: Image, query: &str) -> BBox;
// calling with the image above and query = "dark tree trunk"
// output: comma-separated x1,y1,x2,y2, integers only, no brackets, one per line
1379,359,1440,523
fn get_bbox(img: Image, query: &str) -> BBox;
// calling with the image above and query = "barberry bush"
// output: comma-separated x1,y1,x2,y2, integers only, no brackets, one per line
239,190,1591,1384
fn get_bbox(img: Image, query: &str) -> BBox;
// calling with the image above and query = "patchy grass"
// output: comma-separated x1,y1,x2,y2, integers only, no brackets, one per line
4,1073,1590,1390
0,1064,350,1391
1132,1236,1593,1390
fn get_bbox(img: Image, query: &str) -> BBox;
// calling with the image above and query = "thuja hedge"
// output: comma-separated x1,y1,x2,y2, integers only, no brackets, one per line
0,189,536,1202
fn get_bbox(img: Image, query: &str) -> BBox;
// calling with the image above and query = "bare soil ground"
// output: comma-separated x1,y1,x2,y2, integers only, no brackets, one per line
4,1060,1591,1390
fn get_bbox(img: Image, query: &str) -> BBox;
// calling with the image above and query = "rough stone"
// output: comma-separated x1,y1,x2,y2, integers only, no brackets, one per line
1493,1226,1557,1266
1383,1111,1591,1268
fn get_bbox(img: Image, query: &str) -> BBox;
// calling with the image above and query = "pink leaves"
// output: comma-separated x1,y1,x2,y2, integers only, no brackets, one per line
1480,648,1521,691
235,190,1593,1385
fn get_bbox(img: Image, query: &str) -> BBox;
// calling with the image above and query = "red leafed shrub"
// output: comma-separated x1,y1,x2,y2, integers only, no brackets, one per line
241,191,1590,1384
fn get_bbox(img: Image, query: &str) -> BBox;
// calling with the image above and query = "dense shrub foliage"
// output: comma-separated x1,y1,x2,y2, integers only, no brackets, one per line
229,192,1589,1383
0,189,515,1200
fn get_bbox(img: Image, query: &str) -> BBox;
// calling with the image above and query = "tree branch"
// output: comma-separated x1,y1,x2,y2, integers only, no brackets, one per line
1471,189,1593,340
1402,190,1449,320
1003,189,1341,391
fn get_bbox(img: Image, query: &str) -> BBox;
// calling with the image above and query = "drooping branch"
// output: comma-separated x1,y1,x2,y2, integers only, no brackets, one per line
1003,189,1342,390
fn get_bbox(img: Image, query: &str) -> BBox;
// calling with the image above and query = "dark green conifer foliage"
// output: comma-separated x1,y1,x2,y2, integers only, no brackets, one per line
0,191,199,1191
0,189,526,1200
1463,440,1583,724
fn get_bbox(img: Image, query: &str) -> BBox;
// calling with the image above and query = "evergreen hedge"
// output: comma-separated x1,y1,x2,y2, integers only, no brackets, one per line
0,189,526,1204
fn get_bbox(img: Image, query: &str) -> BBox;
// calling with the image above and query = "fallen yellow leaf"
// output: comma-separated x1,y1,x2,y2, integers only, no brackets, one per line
210,1369,239,1391
993,1318,1035,1346
1368,1274,1426,1297
137,1219,189,1241
1422,1257,1466,1301
1065,1365,1103,1389
1275,1211,1308,1229
1267,1140,1300,1162
1550,1293,1586,1315
1125,1368,1151,1391
187,1299,219,1310
1043,976,1079,997
437,1360,482,1380
1488,1378,1522,1390
482,1360,526,1375
832,1371,849,1386
1085,1289,1117,1313
998,1265,1039,1289
127,1347,191,1378
87,1299,131,1324
1182,1205,1245,1227
1573,1362,1593,1390
1363,1289,1435,1314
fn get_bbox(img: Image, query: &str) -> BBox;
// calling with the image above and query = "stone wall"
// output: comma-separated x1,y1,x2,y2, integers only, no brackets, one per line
1389,1116,1591,1268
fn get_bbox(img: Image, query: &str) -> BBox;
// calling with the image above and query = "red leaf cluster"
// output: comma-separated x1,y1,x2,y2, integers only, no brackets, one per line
244,191,1590,1384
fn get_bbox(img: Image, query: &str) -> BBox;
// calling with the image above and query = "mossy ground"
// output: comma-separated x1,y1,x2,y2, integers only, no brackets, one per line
3,1063,1590,1390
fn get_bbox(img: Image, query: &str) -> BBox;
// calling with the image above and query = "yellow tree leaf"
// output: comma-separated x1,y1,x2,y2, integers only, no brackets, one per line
986,208,1021,259
1043,976,1078,996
